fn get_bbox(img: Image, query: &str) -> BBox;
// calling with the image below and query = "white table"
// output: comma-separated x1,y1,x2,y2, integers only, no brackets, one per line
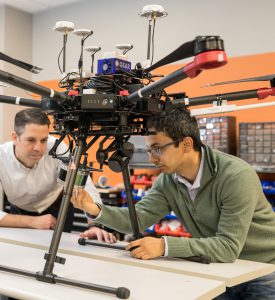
0,242,225,300
0,228,274,287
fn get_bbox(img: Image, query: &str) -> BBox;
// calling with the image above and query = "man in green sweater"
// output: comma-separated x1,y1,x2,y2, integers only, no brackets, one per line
72,107,275,299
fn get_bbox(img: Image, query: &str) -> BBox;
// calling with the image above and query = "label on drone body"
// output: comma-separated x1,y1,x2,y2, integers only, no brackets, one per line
97,58,131,75
81,94,115,110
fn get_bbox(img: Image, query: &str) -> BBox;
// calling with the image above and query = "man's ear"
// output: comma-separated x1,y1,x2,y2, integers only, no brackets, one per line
182,137,193,152
11,131,18,145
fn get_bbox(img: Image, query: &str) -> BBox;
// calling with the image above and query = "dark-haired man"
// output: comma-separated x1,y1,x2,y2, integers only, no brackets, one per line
72,107,275,299
0,108,115,241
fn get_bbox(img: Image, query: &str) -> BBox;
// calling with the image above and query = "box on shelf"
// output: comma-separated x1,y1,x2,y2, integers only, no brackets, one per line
239,122,275,172
197,116,236,155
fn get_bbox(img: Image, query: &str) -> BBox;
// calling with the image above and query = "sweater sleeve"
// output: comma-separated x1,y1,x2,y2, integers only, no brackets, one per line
94,178,171,234
165,168,261,262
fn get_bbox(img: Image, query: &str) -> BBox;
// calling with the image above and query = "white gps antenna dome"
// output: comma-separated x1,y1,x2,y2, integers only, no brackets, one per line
139,4,168,63
73,29,93,38
84,46,101,54
73,29,94,88
115,44,133,55
53,21,75,74
139,4,168,20
53,21,75,33
84,46,102,73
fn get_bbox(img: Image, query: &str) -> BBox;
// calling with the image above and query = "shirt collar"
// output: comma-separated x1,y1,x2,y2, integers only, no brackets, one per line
174,147,205,190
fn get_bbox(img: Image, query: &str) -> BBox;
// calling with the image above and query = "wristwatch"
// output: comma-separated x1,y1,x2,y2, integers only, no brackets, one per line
87,223,105,230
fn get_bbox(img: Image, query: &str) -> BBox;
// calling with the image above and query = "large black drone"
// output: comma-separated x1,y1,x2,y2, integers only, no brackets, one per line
0,34,274,298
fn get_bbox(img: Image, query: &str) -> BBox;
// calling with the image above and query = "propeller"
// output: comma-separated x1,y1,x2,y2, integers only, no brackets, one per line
203,74,275,87
145,35,225,72
0,52,43,74
145,40,194,72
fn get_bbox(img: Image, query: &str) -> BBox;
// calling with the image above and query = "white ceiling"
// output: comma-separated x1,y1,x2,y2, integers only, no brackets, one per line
0,0,84,14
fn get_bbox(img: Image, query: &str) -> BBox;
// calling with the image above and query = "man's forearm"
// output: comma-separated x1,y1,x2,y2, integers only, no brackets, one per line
0,213,56,230
0,214,35,228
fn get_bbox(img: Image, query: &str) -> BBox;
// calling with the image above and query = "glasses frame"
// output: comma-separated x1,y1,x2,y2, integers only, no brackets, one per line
146,137,184,158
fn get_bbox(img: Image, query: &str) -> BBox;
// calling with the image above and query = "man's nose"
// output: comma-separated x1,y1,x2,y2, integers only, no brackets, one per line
33,142,43,151
148,153,159,164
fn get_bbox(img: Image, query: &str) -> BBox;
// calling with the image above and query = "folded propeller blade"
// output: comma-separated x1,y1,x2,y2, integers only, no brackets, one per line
145,40,195,72
203,74,275,87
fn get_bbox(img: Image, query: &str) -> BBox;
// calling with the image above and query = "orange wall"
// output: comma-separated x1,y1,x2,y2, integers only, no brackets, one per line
38,52,275,185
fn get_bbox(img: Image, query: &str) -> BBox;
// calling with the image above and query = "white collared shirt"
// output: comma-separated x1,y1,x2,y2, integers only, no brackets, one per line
0,135,101,220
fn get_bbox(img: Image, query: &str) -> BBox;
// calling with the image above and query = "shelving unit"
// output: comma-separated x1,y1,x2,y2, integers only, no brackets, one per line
239,122,275,173
197,116,236,155
71,208,89,232
238,122,275,212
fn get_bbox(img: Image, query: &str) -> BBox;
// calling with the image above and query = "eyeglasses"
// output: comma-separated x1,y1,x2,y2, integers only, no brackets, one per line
146,138,184,158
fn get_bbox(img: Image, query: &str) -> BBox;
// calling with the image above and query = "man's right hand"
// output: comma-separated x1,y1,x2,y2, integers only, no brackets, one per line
30,214,57,229
71,188,100,217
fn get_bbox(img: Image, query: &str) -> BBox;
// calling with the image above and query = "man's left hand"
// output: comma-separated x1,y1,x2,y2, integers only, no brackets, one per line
126,237,165,260
80,226,117,243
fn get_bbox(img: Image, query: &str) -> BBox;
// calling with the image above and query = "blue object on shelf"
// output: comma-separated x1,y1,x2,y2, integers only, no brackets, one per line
121,189,145,202
165,214,178,220
145,224,155,234
261,180,275,195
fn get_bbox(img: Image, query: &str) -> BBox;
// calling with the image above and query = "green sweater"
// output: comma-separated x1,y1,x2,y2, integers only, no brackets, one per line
96,145,275,264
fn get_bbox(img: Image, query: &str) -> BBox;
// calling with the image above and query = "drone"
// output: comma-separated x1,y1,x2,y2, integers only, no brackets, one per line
0,22,275,298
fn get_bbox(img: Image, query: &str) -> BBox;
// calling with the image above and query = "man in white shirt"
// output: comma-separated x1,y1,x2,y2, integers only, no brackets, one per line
0,108,115,240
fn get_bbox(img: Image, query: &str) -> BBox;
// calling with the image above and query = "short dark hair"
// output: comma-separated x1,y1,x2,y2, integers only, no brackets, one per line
148,107,202,151
14,108,50,136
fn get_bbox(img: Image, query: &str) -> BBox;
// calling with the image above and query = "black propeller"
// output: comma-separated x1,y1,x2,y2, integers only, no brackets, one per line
203,74,275,87
0,52,43,74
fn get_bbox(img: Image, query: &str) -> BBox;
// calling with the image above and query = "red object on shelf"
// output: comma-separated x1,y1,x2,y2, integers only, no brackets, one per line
130,174,158,186
154,223,192,238
130,180,153,186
